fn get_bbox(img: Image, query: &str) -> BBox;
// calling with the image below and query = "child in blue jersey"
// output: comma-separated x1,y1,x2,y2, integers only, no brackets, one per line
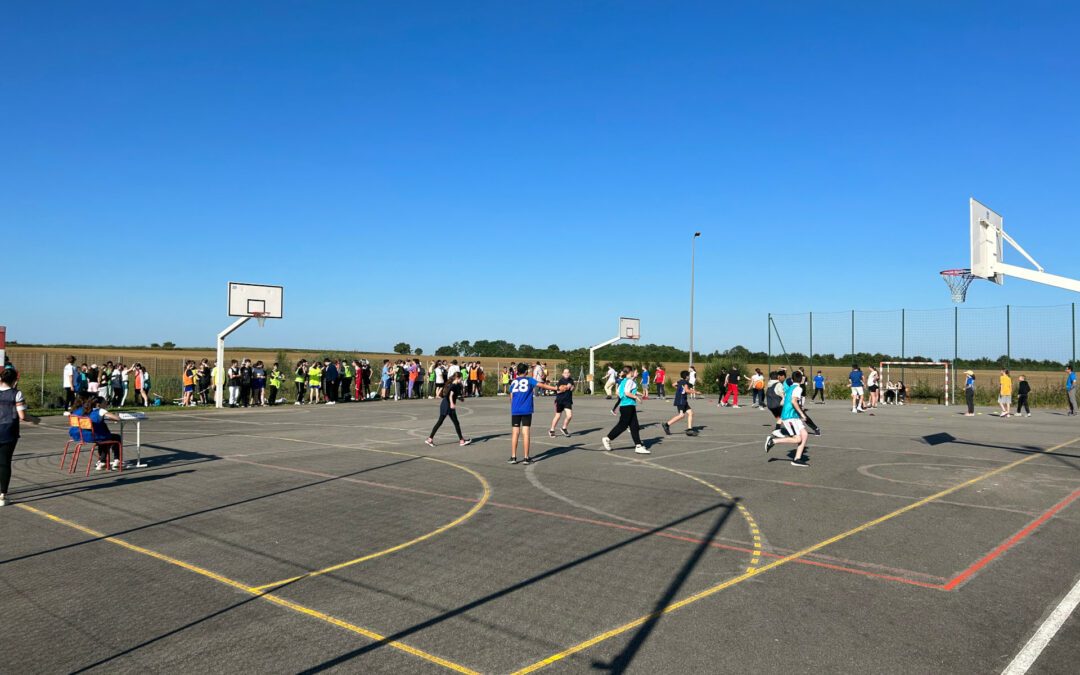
508,362,558,465
765,371,810,466
662,370,697,435
640,367,650,400
849,365,865,413
812,371,826,403
88,396,123,470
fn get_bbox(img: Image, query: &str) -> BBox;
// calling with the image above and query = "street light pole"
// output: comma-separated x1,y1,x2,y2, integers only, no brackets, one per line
689,231,701,368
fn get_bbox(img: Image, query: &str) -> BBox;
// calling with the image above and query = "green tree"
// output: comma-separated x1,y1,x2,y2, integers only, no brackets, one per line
435,345,456,356
393,342,412,355
162,341,176,349
414,347,424,356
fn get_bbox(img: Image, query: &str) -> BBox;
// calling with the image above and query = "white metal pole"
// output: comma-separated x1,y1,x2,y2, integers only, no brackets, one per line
589,335,621,396
689,232,700,368
215,316,250,408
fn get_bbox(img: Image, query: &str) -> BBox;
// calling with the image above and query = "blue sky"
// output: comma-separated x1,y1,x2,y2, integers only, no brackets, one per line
3,1,1078,354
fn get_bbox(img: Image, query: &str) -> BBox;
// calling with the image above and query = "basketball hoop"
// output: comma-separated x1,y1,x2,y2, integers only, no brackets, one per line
940,268,976,303
251,312,268,328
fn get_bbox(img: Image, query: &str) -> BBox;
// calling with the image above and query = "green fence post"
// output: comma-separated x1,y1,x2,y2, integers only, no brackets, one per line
851,310,855,363
901,308,906,360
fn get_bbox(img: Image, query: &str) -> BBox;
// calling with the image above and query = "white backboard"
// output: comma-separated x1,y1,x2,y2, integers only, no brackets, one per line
619,317,640,340
228,282,284,318
970,198,1004,285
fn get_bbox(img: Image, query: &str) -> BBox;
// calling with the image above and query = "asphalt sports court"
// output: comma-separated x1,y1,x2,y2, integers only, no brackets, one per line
3,395,1079,673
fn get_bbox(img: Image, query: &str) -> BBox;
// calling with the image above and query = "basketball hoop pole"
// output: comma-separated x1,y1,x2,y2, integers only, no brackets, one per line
589,336,622,396
215,316,250,408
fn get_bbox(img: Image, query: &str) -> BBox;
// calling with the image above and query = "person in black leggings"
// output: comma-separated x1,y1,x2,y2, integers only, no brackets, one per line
602,367,648,454
425,373,472,447
1,368,40,506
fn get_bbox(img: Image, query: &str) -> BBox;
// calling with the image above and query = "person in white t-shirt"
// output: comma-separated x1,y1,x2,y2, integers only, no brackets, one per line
688,366,698,399
604,366,618,399
867,367,880,409
749,368,765,408
63,356,77,410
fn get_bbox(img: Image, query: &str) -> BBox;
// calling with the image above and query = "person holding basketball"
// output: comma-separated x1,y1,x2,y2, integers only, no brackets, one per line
548,368,575,437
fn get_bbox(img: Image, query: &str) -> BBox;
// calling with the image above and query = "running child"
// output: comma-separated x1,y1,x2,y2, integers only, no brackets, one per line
765,371,810,467
602,366,648,454
509,362,558,465
426,372,472,446
662,370,697,435
548,368,575,437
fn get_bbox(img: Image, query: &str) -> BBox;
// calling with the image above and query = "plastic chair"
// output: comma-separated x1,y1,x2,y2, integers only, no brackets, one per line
60,414,85,470
68,418,102,474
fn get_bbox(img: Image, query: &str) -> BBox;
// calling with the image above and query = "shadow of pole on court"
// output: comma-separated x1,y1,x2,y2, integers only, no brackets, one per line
294,501,735,674
591,499,736,673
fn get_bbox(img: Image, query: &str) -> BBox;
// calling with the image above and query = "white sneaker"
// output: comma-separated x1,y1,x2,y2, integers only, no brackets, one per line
327,401,336,405
852,408,858,413
601,437,612,451
110,459,120,470
0,494,7,506
731,405,741,408
95,461,105,471
1026,413,1032,417
634,445,650,454
424,438,434,447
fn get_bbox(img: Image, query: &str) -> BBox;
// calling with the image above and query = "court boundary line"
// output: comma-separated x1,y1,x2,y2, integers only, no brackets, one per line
943,488,1080,591
15,503,478,674
1001,570,1080,674
509,435,1080,674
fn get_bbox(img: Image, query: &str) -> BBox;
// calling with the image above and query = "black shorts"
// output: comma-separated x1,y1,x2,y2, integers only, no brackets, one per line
675,402,691,413
868,385,879,393
511,414,533,427
555,401,572,413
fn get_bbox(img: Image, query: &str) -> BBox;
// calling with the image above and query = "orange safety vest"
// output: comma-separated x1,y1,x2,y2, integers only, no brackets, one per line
183,369,194,386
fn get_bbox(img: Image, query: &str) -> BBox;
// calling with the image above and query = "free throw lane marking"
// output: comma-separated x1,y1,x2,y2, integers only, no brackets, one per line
511,436,1080,674
1001,572,1080,675
16,504,478,674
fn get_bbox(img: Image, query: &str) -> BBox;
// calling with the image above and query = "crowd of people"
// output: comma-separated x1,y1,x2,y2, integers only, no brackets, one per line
62,356,152,409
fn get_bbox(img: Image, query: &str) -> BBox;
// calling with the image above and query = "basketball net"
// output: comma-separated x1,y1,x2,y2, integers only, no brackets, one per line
252,312,267,328
940,269,976,303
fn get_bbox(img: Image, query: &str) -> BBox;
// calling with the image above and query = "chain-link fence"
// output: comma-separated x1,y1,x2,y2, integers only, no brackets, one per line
768,303,1078,406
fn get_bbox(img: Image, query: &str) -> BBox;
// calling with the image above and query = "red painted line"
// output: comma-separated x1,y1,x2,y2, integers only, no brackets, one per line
943,488,1080,591
232,455,941,587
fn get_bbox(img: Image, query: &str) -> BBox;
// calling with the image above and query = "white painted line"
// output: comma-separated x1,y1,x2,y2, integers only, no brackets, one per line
1002,573,1080,675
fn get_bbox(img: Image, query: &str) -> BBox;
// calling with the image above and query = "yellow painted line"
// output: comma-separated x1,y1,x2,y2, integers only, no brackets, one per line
512,436,1080,674
612,454,764,572
251,458,491,591
17,503,479,674
229,434,492,591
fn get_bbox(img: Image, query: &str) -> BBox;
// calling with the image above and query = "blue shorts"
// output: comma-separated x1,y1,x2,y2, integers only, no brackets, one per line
184,385,194,393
